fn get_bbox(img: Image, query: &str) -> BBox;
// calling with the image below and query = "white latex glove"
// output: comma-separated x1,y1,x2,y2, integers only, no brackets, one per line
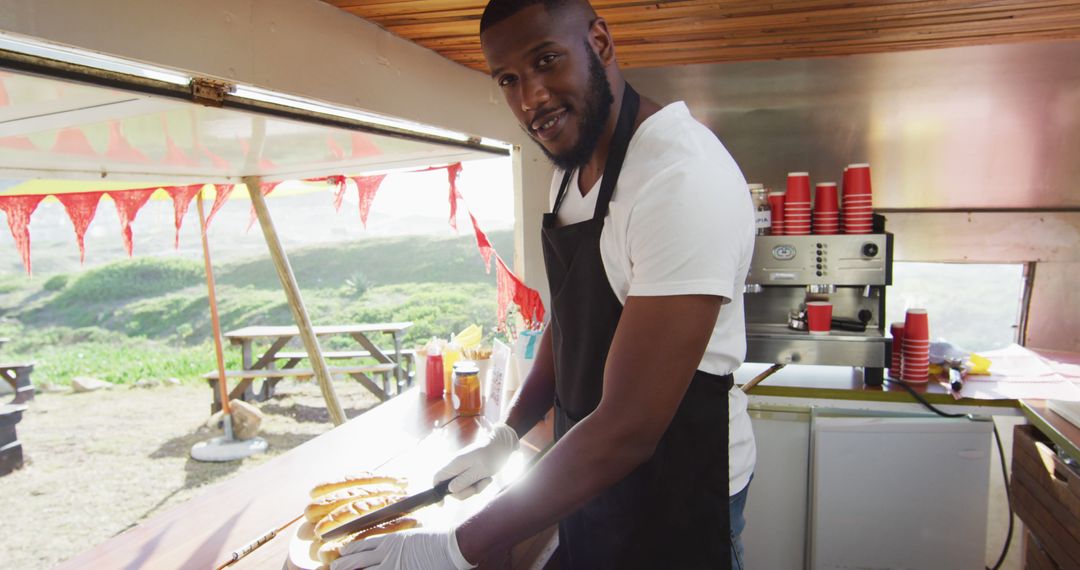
433,423,518,500
330,528,475,570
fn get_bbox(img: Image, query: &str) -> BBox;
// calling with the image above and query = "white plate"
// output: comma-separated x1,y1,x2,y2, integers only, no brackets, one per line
287,521,325,570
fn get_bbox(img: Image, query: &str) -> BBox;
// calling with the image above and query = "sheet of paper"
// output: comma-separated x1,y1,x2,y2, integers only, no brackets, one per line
955,344,1080,400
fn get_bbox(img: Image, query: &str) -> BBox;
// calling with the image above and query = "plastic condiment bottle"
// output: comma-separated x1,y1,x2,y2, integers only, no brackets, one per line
442,340,462,398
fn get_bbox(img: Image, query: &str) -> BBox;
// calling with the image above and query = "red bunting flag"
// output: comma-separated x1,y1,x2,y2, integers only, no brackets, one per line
246,181,282,230
52,127,97,156
351,133,381,158
239,138,277,170
495,255,545,330
163,185,203,248
56,191,104,263
467,210,494,273
197,141,230,170
445,162,464,230
350,174,387,228
325,176,348,211
327,136,345,160
162,127,197,167
107,188,157,256
0,194,46,275
106,120,150,163
0,136,35,151
206,184,235,226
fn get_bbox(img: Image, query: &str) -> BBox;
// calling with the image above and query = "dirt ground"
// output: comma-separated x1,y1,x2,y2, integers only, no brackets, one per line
0,380,380,569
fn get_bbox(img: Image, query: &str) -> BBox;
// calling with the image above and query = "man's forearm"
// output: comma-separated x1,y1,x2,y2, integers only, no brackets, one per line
455,408,656,563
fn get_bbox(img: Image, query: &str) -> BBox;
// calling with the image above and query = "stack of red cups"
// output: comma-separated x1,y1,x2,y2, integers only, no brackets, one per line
768,190,786,236
842,163,874,234
785,172,811,235
813,182,839,234
889,322,904,379
900,309,930,382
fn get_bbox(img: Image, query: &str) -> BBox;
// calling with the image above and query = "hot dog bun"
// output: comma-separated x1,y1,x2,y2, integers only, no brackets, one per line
304,484,404,523
309,473,407,499
315,495,401,538
317,518,419,564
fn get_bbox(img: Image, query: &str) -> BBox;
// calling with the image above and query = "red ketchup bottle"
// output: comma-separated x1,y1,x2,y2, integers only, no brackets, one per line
425,353,444,400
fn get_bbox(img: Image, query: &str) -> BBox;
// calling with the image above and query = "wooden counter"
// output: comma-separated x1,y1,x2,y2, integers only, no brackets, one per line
736,362,1017,409
54,391,554,570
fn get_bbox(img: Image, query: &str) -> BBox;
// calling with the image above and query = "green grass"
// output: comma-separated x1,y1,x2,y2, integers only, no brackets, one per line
1,326,239,385
0,232,511,386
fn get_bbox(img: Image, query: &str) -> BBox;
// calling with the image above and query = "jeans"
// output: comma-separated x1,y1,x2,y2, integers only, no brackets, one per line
730,478,751,570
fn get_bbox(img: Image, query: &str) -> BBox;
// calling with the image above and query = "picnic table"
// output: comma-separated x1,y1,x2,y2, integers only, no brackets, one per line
205,323,414,412
0,337,34,405
53,390,557,570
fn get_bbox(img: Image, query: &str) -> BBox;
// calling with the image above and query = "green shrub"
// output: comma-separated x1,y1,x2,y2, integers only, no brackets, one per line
43,274,69,292
344,271,373,297
56,258,204,305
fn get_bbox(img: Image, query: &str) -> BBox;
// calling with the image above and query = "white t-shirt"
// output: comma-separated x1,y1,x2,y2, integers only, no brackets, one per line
549,101,756,495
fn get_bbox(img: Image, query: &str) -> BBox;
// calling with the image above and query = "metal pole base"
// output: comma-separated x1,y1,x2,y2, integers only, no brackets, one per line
191,435,268,462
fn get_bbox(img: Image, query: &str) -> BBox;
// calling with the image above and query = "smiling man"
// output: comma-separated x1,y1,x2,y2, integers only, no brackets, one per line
331,1,756,569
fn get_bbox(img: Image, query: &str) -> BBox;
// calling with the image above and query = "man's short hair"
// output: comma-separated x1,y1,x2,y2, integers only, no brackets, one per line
480,0,593,35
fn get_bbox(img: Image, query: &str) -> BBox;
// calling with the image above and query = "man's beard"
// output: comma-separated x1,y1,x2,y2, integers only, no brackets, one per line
530,45,614,172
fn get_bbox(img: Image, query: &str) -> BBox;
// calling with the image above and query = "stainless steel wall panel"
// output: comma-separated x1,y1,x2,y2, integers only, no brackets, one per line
625,40,1080,210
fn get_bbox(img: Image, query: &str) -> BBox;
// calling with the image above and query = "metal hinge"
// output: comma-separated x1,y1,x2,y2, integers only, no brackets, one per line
191,77,233,107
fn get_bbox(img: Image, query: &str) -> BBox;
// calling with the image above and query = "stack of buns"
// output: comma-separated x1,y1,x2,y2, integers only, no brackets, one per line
305,473,418,565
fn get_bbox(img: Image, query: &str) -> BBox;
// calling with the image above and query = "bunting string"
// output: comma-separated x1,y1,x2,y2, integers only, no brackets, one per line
0,161,545,328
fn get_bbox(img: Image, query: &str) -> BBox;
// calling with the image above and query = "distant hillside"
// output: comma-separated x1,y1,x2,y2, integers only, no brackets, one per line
0,232,513,384
217,230,513,290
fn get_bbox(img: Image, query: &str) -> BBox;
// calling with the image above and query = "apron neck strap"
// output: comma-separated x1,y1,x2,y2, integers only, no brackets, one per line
550,83,641,220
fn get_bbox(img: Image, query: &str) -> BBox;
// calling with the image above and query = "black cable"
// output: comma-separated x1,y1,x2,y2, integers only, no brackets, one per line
882,378,1013,569
883,378,966,418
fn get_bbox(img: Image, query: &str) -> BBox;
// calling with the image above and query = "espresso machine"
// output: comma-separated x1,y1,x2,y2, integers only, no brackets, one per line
743,217,893,385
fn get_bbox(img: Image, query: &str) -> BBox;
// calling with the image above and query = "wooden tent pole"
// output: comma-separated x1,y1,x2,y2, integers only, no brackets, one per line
196,188,232,422
243,175,346,426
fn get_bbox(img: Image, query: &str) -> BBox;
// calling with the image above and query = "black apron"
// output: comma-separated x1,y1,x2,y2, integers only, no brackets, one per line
541,84,733,570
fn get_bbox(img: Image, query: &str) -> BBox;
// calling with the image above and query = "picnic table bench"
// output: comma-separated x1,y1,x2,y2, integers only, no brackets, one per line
206,323,413,413
0,362,34,404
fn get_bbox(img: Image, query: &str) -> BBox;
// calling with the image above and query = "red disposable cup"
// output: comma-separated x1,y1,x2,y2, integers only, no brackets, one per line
904,309,930,340
771,222,785,236
890,322,905,378
768,192,785,224
806,302,832,334
787,172,811,203
425,354,445,401
846,163,872,196
814,183,839,213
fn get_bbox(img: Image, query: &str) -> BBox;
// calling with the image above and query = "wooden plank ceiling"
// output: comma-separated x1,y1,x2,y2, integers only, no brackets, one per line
324,1,1080,71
